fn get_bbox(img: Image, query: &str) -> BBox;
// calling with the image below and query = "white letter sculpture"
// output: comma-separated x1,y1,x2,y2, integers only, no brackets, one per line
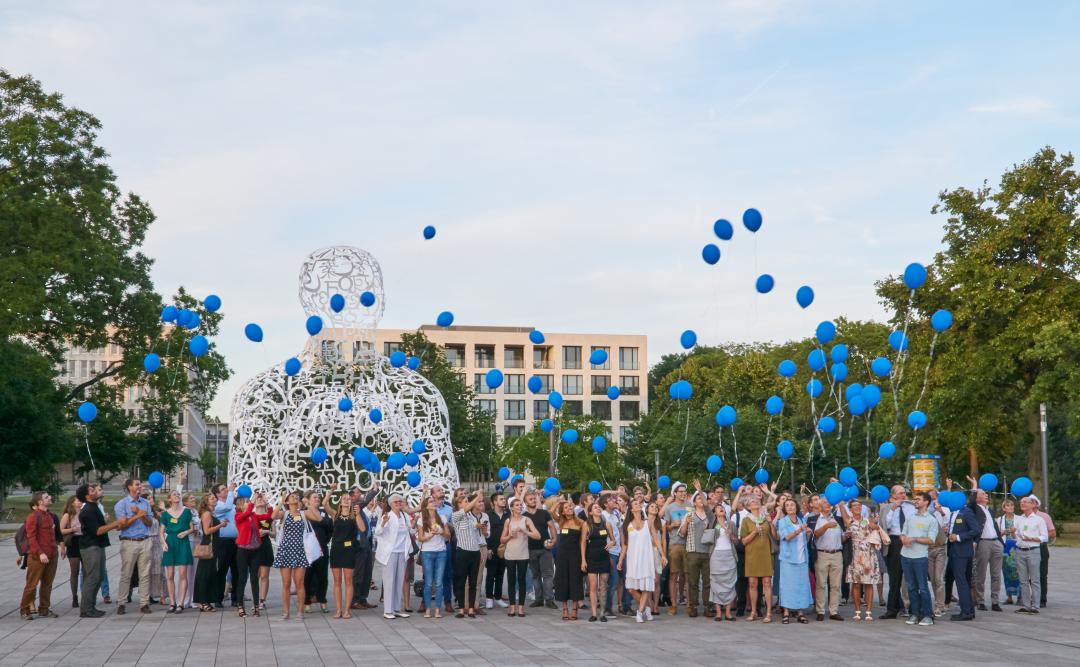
229,246,460,503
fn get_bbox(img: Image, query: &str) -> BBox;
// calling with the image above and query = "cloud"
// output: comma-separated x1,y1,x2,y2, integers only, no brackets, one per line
968,98,1054,115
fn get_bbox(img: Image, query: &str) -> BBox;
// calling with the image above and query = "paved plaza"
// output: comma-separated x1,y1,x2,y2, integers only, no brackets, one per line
0,538,1078,666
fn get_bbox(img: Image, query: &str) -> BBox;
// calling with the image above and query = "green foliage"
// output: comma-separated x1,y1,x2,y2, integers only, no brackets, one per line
195,443,227,490
497,413,627,490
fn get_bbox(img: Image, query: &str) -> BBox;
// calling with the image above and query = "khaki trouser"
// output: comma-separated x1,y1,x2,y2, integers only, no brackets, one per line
928,544,947,613
686,551,711,611
118,538,153,606
814,550,842,615
20,554,58,615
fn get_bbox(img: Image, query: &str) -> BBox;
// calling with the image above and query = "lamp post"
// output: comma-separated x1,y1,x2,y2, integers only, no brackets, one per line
1040,403,1050,511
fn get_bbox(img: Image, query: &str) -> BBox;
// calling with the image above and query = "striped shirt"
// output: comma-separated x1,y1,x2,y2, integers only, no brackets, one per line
451,510,488,551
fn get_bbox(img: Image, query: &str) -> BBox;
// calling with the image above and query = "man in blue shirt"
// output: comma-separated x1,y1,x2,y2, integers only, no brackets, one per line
114,478,153,614
212,482,238,607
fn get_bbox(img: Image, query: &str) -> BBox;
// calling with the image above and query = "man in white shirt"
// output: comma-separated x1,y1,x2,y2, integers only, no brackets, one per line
1013,496,1048,614
812,499,845,621
883,485,917,618
970,487,1004,612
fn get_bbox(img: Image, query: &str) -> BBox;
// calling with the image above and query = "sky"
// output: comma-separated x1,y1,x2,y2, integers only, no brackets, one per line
2,1,1078,421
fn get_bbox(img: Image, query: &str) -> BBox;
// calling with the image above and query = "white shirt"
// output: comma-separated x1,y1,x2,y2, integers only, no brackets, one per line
884,501,916,535
1013,513,1048,548
977,505,998,540
374,510,410,564
814,514,843,551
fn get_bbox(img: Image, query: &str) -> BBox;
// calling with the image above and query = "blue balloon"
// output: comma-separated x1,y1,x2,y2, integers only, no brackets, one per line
143,353,161,373
527,375,544,394
870,485,890,504
702,243,721,265
485,370,504,389
188,335,209,357
878,441,896,459
607,385,621,400
658,475,671,490
715,405,736,427
778,359,797,377
765,395,784,416
679,330,697,350
807,349,826,372
796,285,814,309
669,380,693,401
830,362,848,383
561,429,579,444
588,480,602,495
412,439,427,454
730,477,744,491
176,309,194,328
185,312,200,330
387,452,406,470
755,274,775,294
407,356,421,370
931,309,953,332
544,477,561,493
713,218,734,240
244,323,263,342
529,329,545,344
777,440,794,460
830,343,848,363
589,348,608,366
338,397,353,412
329,294,345,312
367,458,382,474
436,311,454,327
806,378,823,398
369,408,383,424
405,452,420,467
979,473,999,492
848,394,867,416
845,383,863,401
754,468,769,485
818,416,836,433
77,401,97,423
540,418,554,433
888,330,909,352
861,384,882,408
236,484,253,499
407,471,422,487
1010,477,1033,497
942,490,967,511
904,262,927,289
161,305,178,322
305,315,323,336
907,410,927,430
423,225,436,240
839,466,858,487
498,466,511,481
870,357,892,377
548,391,564,410
311,447,328,465
816,321,836,344
592,436,607,453
284,357,301,376
706,454,723,474
203,294,221,312
360,291,376,307
742,208,762,232
353,447,372,466
844,485,860,501
824,482,845,506
148,471,165,489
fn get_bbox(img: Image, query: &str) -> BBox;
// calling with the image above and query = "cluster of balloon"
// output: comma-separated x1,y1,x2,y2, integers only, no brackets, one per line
669,380,693,401
148,471,165,489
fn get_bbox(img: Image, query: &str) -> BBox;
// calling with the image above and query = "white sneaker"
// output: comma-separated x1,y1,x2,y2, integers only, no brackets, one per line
635,611,644,623
918,617,934,626
486,599,493,609
383,613,395,619
496,599,509,608
905,616,917,625
394,611,410,618
644,608,653,621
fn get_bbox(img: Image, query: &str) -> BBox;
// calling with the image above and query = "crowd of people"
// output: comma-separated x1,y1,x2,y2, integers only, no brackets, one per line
15,473,1056,628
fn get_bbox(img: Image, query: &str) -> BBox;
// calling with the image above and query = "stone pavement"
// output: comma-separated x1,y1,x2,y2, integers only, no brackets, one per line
1,537,1078,666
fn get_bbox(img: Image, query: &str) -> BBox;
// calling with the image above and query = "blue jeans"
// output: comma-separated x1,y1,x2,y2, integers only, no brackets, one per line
441,545,454,605
901,556,931,620
421,549,447,608
606,553,621,611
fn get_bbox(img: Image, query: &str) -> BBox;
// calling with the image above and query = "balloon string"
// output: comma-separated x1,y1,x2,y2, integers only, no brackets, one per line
83,425,97,474
912,332,939,414
730,425,740,478
888,288,915,439
864,416,872,488
846,414,855,465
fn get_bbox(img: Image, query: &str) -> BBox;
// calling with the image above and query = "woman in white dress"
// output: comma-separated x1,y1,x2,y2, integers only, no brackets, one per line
617,499,667,623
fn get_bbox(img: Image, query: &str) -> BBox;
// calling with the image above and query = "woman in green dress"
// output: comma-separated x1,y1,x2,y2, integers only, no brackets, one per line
160,490,195,614
739,496,775,623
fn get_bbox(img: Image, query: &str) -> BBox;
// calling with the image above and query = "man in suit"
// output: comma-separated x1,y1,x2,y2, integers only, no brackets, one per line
970,483,1004,612
948,493,984,621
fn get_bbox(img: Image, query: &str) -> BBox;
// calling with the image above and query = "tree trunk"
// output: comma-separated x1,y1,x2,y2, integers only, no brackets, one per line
968,447,979,479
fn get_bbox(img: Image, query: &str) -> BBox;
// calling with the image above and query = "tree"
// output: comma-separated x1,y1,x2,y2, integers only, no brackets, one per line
195,444,228,490
497,413,627,490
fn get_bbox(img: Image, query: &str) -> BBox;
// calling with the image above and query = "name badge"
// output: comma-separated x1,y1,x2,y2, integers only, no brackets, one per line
343,541,352,547
955,518,964,525
561,528,569,534
599,530,607,536
170,517,178,524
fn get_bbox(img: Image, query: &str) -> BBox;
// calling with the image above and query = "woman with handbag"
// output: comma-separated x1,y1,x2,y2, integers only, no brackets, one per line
776,498,812,624
584,501,613,622
194,494,225,612
272,490,311,620
233,492,273,617
417,498,450,619
500,497,539,618
160,490,196,614
708,502,738,622
323,485,365,619
302,490,333,614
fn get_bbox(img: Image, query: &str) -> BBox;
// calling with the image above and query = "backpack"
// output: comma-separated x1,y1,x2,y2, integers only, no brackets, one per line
15,524,29,556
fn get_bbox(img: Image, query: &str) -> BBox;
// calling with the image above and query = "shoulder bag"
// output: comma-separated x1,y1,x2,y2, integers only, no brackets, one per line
303,517,323,564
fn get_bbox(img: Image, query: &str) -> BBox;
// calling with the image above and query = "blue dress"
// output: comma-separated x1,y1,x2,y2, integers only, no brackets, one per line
777,516,813,610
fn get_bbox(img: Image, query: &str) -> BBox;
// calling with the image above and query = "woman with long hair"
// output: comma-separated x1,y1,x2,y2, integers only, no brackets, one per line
646,502,666,615
324,485,365,619
618,498,666,623
500,497,539,618
255,493,275,610
234,492,273,617
841,500,890,621
272,490,310,620
182,493,200,609
740,496,774,623
708,502,738,622
302,490,332,614
160,490,195,614
450,491,487,618
417,497,451,619
194,494,226,612
552,500,588,621
58,496,83,609
584,502,613,622
777,498,812,624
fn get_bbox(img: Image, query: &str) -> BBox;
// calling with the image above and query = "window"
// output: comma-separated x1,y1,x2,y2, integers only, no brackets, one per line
504,374,525,394
564,400,583,416
352,341,372,356
533,346,552,369
590,375,611,394
504,346,524,369
80,359,87,377
475,345,495,368
177,410,185,426
505,400,526,420
504,425,525,439
476,399,496,415
445,345,465,368
619,375,640,395
590,346,610,370
620,426,634,444
88,360,97,375
563,346,582,369
383,342,402,356
321,340,341,361
533,400,549,417
474,373,496,394
591,400,612,420
562,374,583,395
533,374,554,394
619,347,639,370
619,401,640,421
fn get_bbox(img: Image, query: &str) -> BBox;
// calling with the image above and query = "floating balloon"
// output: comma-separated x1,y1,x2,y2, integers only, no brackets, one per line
830,343,848,363
679,330,697,350
878,441,896,459
369,408,383,424
904,262,927,290
839,466,858,487
283,357,301,376
177,309,194,328
870,357,892,377
756,274,775,294
607,385,621,400
338,397,353,412
979,473,999,492
244,323,263,342
1010,477,1033,497
754,468,769,484
143,353,161,373
592,436,607,453
405,452,420,467
931,309,953,332
806,378,823,398
189,335,209,357
311,447,328,465
870,485,890,504
844,485,860,501
702,244,721,265
236,484,252,499
778,359,797,378
589,349,608,366
816,321,836,345
907,410,927,430
588,480,602,495
528,376,544,393
387,452,406,470
861,384,882,408
305,315,323,336
713,218,734,240
353,447,372,466
818,416,836,433
407,471,422,487
824,482,845,506
777,440,794,461
485,369,504,389
706,455,723,474
796,285,814,309
548,391,564,410
848,395,867,416
412,439,426,454
807,349,826,372
407,356,421,370
529,330,545,344
830,362,848,383
561,429,579,444
161,305,178,322
765,395,784,416
941,490,966,511
77,401,97,423
730,477,744,491
436,311,454,327
329,294,345,312
657,475,671,490
544,477,561,493
845,383,863,401
389,351,407,368
715,405,736,427
148,471,165,489
888,330,909,352
669,380,693,401
742,208,762,232
498,466,511,481
359,291,376,308
185,312,201,330
423,225,436,240
203,295,221,312
540,418,554,433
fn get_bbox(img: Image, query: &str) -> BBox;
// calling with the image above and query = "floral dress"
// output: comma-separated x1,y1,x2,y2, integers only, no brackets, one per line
845,519,882,585
1001,516,1020,598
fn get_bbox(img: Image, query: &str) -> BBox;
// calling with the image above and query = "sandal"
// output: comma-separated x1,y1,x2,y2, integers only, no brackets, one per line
455,611,465,618
570,612,578,621
853,611,862,621
797,614,808,624
252,608,260,617
714,616,724,622
238,607,247,618
762,614,772,623
727,614,736,622
342,613,352,619
467,610,476,618
424,611,431,618
782,614,790,624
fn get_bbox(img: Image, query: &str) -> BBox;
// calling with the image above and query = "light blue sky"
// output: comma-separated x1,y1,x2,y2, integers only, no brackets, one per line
3,1,1077,420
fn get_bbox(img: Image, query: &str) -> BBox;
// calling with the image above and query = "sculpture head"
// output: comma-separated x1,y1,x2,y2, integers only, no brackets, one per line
298,246,385,337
